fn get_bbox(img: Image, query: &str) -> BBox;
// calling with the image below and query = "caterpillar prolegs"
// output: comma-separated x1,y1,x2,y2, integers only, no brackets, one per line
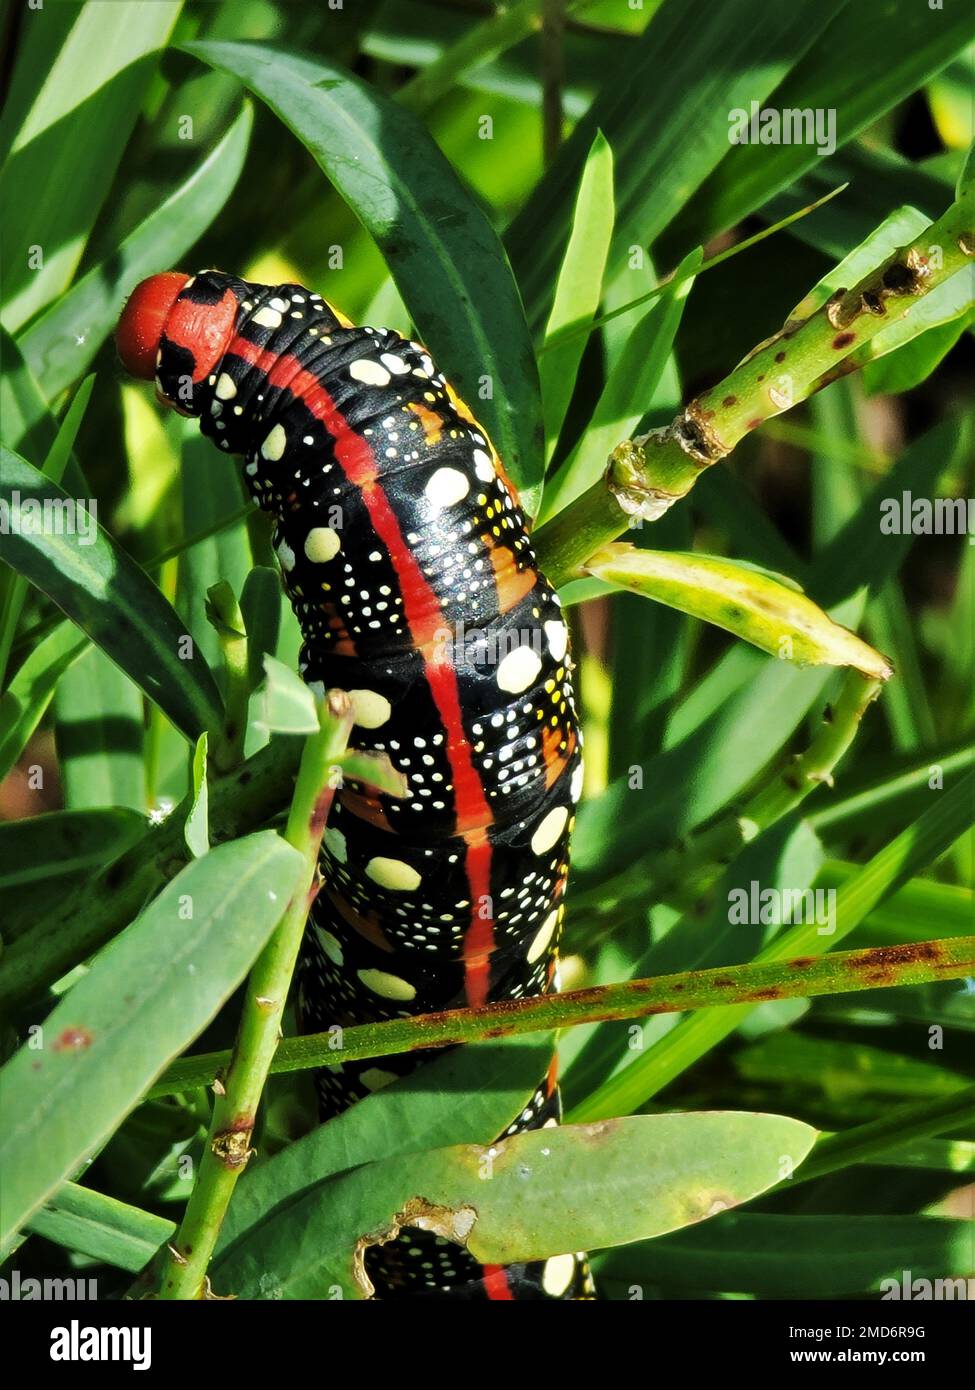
117,270,591,1300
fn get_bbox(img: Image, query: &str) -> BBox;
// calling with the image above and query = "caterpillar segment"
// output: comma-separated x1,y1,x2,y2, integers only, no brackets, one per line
117,270,593,1301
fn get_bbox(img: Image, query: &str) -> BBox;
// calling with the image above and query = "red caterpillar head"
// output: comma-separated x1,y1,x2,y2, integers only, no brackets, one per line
116,271,240,404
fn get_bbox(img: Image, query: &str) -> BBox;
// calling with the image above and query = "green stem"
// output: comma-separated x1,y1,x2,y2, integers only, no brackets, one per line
157,691,352,1300
148,936,975,1098
650,671,881,908
397,0,600,114
569,670,881,931
797,1083,975,1188
536,187,975,585
569,769,975,1121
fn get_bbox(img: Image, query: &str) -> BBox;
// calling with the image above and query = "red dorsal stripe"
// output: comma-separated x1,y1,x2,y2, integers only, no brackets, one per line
228,338,495,1002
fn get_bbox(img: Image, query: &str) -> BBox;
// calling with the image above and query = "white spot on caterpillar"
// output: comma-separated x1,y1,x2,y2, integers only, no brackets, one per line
262,424,287,460
269,296,289,312
358,968,416,1001
366,857,421,892
425,467,470,510
531,806,568,855
570,761,584,804
304,526,341,563
349,358,391,387
349,689,392,729
215,373,237,400
527,909,559,964
542,1253,575,1297
380,352,410,375
496,645,542,694
252,306,283,329
544,620,568,662
472,449,494,482
276,538,296,571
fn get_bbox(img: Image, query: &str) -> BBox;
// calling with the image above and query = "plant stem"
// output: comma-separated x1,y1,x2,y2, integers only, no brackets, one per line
654,670,882,907
148,936,975,1098
535,187,975,585
397,0,599,114
796,1083,975,1188
159,689,353,1295
569,769,975,1121
157,691,352,1299
541,0,566,166
569,670,881,929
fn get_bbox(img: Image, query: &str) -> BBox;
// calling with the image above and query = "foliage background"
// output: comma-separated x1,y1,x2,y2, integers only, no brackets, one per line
0,0,973,1300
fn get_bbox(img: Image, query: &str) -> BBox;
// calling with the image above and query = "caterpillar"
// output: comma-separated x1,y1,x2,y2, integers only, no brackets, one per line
117,270,590,1301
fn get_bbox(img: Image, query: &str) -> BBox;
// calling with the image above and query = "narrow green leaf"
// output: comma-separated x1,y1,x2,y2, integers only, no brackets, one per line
587,545,893,680
0,373,94,686
596,1213,974,1298
540,130,615,460
507,0,845,332
1,446,224,743
54,646,147,813
28,1184,173,1275
0,1,183,330
184,732,209,859
539,247,701,521
0,808,145,947
0,621,88,786
17,104,254,401
0,831,305,1249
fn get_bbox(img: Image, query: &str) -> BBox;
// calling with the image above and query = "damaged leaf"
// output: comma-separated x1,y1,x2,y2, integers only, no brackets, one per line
215,1110,815,1299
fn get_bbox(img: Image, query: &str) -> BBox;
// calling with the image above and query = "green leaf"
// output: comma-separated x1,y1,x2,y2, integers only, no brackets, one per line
184,732,209,859
0,372,93,686
240,567,282,694
860,283,975,390
219,1111,815,1299
539,247,701,521
17,104,254,401
507,0,846,332
0,446,224,744
540,130,615,461
0,619,88,785
573,416,964,878
213,1034,555,1279
0,808,145,947
184,38,544,514
573,771,975,1120
587,545,893,679
0,1,182,331
28,1184,173,1275
175,432,253,675
595,1213,974,1298
253,654,318,735
54,646,147,813
663,0,975,259
335,750,409,798
0,830,305,1249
